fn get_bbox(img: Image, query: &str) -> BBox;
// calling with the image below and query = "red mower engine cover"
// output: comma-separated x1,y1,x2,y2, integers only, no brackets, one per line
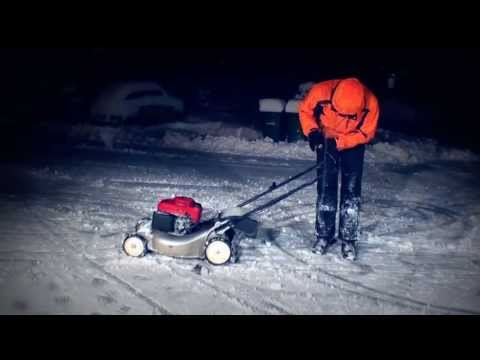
157,197,202,224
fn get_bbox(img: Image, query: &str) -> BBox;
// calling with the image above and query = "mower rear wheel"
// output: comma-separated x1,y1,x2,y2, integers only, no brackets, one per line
205,240,232,266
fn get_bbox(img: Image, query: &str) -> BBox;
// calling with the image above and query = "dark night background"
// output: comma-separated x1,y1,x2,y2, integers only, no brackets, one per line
1,48,479,154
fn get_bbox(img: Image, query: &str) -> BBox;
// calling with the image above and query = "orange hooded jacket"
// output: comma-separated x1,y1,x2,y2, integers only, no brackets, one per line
299,78,379,151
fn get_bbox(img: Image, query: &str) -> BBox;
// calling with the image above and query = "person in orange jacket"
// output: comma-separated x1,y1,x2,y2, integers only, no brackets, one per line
299,77,379,260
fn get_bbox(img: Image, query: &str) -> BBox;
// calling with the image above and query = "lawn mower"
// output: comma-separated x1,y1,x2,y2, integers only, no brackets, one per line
122,162,322,265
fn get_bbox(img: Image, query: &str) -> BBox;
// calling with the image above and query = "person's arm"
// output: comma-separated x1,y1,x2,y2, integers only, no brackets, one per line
335,92,379,150
299,82,334,136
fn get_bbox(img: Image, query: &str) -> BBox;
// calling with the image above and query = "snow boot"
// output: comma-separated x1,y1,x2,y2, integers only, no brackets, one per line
312,238,336,255
341,240,357,261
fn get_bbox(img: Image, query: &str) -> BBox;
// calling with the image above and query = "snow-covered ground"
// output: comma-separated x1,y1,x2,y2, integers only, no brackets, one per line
1,121,480,314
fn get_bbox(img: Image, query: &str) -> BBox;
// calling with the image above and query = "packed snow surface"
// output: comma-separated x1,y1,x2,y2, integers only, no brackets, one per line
1,120,479,314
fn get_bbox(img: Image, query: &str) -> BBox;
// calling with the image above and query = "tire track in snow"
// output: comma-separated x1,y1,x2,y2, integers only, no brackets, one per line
106,179,241,192
222,273,418,314
365,198,469,238
165,262,290,315
264,197,469,241
31,214,172,315
82,257,171,315
235,245,426,313
270,241,480,315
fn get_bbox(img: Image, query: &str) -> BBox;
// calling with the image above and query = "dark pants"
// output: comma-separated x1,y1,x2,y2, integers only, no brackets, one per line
315,139,365,243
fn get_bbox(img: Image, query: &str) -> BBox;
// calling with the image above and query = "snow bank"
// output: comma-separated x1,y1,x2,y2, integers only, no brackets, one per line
69,119,263,147
161,131,315,160
367,142,412,164
368,136,479,164
151,119,262,141
69,124,123,150
68,122,479,164
159,129,480,163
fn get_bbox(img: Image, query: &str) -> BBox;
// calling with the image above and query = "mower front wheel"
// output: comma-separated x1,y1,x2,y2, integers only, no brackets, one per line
123,235,147,257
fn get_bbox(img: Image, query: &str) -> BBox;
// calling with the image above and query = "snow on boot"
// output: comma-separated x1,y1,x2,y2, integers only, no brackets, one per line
341,241,357,261
312,238,336,255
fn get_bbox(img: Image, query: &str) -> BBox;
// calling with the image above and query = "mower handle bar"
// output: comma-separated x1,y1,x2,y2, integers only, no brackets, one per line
236,161,323,208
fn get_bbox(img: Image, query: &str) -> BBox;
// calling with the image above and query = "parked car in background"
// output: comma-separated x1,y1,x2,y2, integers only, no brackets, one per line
91,81,184,126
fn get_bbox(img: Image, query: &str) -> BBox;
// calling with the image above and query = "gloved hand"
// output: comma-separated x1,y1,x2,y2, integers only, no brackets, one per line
307,129,324,151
